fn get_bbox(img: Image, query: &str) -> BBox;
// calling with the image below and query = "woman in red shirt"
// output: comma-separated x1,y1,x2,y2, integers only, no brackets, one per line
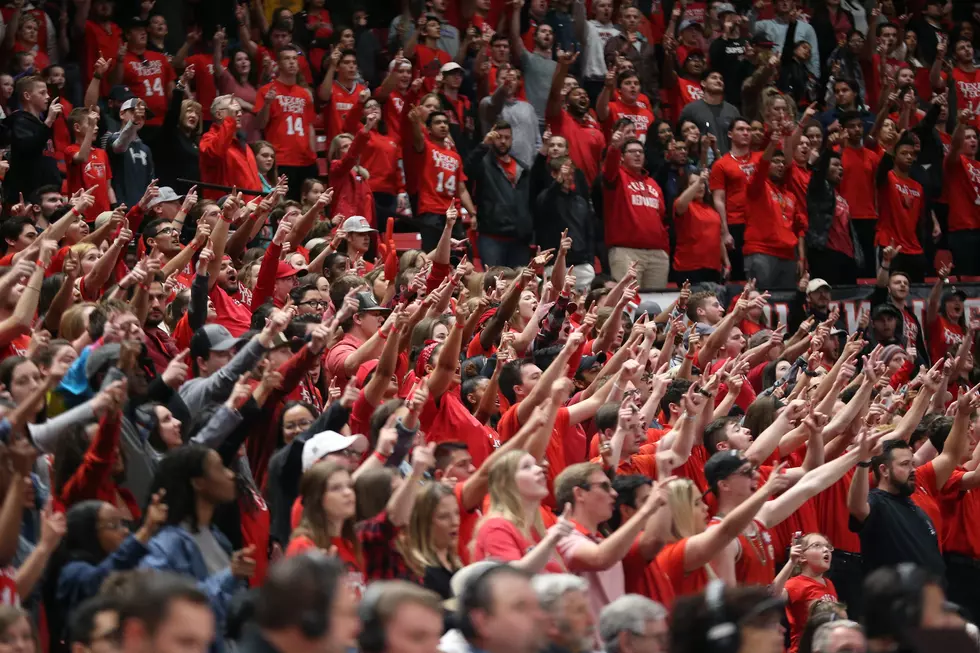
471,450,572,572
327,115,377,228
654,472,786,599
780,533,838,653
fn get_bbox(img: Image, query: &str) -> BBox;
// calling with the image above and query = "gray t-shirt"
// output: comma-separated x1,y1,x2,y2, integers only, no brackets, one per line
678,99,741,154
188,523,231,575
519,50,557,125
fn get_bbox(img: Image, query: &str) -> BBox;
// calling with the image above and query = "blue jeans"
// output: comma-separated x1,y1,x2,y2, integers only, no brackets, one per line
477,235,531,268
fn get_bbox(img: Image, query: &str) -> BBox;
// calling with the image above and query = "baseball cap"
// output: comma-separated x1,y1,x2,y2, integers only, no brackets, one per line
636,300,663,319
125,16,148,29
942,286,967,303
806,278,831,294
715,2,737,14
302,431,369,472
751,34,776,48
120,98,155,121
440,61,464,75
355,291,391,313
268,333,305,352
871,303,903,321
109,85,135,103
682,49,705,66
341,215,377,233
704,450,752,492
679,19,701,32
190,324,242,361
146,186,183,210
575,353,607,378
275,260,307,280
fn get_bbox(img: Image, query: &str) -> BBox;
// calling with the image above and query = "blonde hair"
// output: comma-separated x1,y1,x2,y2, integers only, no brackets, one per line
479,450,546,542
328,133,369,179
180,99,203,138
0,606,37,653
665,478,706,541
405,482,462,575
70,242,95,257
59,302,97,342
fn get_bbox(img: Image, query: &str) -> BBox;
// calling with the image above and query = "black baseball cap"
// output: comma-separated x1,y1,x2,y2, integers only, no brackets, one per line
942,286,967,304
704,450,752,492
355,291,391,313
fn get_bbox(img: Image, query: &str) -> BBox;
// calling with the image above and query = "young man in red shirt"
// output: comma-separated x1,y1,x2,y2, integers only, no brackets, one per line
597,69,654,142
406,14,452,91
710,117,761,282
944,109,980,275
79,0,121,92
546,50,606,186
838,110,881,279
408,108,478,251
602,128,670,288
875,132,926,282
948,40,980,118
112,17,175,144
255,45,318,201
65,107,114,221
318,47,367,142
674,169,728,283
743,128,806,290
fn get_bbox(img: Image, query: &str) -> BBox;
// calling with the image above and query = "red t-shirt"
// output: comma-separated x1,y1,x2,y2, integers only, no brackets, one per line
419,391,499,468
785,575,838,653
864,54,904,110
83,20,121,92
815,469,862,553
604,97,655,142
673,198,722,272
380,88,410,143
945,154,980,232
942,478,980,557
875,169,924,255
623,539,676,608
208,285,252,336
286,534,366,597
254,80,316,166
472,517,564,572
324,80,367,141
709,151,762,226
826,191,855,257
548,108,606,186
953,67,980,117
744,159,803,260
725,518,777,585
602,148,669,251
417,139,466,215
415,44,452,88
120,50,175,127
839,145,881,220
927,314,965,365
655,538,710,598
454,483,483,564
185,54,218,121
668,77,705,121
65,145,112,222
913,460,963,553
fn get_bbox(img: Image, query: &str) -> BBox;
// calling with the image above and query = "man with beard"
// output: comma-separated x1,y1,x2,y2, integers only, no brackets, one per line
546,51,605,185
847,439,945,576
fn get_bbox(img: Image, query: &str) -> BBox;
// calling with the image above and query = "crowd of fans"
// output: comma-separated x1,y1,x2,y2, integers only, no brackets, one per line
0,0,978,653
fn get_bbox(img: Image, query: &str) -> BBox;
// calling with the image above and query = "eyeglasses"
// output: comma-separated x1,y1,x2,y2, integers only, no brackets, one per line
299,300,327,309
805,542,835,552
284,419,314,432
153,227,174,237
97,519,129,532
583,480,613,493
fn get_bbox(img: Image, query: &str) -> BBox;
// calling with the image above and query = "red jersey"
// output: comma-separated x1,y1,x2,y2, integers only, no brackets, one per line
945,154,980,232
323,79,367,141
419,391,498,468
83,20,121,92
120,50,175,126
875,169,923,255
953,67,980,117
816,469,863,553
254,80,316,166
623,540,676,608
185,54,218,121
709,151,762,226
417,139,466,215
744,159,804,260
604,97,655,142
827,192,855,257
454,483,482,564
362,131,403,195
928,314,965,364
602,147,669,251
913,460,963,553
943,484,980,557
473,517,564,573
380,88,411,143
839,145,881,220
718,518,777,585
65,145,112,222
785,575,838,653
548,108,606,185
673,198,722,272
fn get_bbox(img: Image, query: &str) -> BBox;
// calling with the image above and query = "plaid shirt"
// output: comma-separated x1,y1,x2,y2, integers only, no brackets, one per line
357,510,421,583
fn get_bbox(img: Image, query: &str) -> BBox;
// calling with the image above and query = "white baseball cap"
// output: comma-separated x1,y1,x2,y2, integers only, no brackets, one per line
806,278,831,294
341,215,377,233
302,431,369,472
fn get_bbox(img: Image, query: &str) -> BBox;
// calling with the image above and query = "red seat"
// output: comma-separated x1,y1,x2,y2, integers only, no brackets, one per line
392,233,422,251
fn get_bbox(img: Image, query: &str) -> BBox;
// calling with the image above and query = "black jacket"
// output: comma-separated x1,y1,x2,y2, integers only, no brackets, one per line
156,85,200,194
4,111,60,199
534,170,596,266
806,148,864,269
464,144,533,242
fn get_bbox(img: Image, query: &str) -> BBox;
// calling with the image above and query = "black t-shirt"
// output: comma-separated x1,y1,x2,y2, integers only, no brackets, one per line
849,488,945,577
708,37,747,108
